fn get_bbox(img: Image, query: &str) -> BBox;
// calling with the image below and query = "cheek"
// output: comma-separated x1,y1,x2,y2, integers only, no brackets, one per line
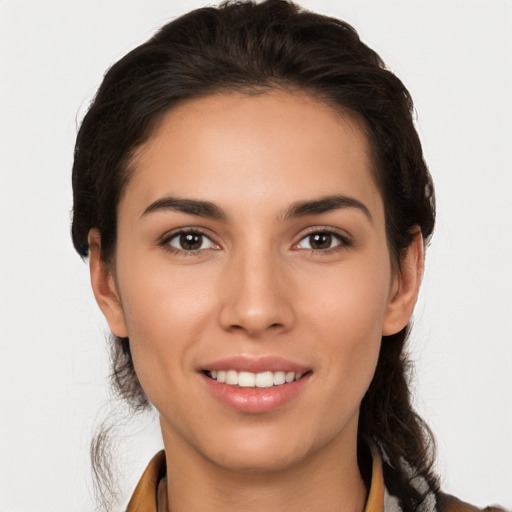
301,258,391,399
321,303,382,400
119,250,216,333
303,255,392,339
115,257,217,399
302,312,382,446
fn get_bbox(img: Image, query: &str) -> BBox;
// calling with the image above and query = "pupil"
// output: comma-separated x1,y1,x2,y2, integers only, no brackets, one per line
310,233,331,250
180,233,202,250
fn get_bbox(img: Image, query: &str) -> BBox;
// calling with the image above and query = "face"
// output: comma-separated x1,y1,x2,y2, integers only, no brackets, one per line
91,90,419,473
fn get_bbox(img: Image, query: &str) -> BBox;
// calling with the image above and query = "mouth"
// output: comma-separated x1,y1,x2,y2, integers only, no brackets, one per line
204,369,309,388
200,356,312,412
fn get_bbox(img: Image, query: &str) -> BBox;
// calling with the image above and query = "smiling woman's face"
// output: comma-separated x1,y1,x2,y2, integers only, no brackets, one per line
90,90,419,474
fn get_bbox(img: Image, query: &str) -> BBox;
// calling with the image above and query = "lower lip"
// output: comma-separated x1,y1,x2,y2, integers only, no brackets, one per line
202,373,311,413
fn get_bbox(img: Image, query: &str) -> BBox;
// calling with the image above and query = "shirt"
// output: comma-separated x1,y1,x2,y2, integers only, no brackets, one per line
125,448,499,512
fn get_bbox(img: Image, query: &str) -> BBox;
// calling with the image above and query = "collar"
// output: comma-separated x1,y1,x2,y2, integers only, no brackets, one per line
125,446,389,512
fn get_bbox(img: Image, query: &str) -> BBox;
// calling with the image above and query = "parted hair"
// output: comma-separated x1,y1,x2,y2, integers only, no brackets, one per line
72,1,438,510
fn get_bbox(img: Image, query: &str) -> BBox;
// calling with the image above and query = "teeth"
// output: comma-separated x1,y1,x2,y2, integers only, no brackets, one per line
226,370,238,385
273,371,286,385
255,371,273,388
207,369,305,387
238,371,255,387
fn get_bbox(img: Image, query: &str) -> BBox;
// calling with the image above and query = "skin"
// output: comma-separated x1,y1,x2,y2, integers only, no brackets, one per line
89,90,423,512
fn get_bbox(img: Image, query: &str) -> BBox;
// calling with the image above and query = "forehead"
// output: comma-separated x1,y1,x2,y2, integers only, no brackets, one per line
124,90,383,220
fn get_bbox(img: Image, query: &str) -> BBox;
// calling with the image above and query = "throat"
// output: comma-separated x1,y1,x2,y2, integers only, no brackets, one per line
161,445,368,512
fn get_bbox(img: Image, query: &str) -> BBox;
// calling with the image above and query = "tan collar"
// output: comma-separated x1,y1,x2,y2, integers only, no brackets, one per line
125,451,167,512
126,448,385,512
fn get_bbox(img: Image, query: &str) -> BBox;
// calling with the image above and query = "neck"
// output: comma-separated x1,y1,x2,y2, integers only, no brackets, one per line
160,420,368,512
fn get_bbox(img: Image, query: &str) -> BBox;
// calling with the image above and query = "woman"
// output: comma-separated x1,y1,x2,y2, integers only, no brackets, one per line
71,1,504,511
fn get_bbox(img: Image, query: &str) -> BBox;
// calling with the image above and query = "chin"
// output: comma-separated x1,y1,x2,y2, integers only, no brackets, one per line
212,444,309,474
199,424,328,474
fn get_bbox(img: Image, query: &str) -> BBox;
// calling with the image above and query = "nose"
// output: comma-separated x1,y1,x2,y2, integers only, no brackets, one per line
218,246,295,338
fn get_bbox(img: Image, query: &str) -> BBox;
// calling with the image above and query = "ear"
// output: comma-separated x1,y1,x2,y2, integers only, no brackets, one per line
382,228,424,336
88,229,128,338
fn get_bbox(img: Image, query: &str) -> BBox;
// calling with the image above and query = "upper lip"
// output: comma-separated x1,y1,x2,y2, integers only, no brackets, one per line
199,355,311,374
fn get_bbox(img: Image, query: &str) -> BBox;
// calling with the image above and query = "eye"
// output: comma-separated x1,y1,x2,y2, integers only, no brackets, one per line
165,230,218,252
295,231,350,251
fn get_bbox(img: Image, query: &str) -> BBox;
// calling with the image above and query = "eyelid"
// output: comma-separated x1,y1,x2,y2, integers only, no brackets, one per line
159,226,221,254
157,225,352,255
292,226,353,251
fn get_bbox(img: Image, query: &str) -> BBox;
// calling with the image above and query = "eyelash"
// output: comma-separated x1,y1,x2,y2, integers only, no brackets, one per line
160,228,219,256
294,228,352,254
159,227,352,256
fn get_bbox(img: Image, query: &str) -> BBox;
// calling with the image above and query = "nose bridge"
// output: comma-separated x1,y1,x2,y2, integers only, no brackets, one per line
218,238,293,336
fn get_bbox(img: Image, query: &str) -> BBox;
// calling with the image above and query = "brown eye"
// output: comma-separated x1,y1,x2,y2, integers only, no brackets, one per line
180,233,202,250
167,231,216,252
309,233,332,250
296,231,348,251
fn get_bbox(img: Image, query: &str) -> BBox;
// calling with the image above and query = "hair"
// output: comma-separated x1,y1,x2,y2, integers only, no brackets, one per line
72,1,437,510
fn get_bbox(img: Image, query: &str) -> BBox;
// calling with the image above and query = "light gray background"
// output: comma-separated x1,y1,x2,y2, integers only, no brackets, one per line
0,1,511,511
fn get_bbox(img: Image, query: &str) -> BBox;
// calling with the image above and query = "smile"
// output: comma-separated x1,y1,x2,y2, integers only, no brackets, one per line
206,370,304,388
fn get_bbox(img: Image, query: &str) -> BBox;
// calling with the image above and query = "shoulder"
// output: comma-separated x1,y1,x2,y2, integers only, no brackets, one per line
437,492,508,512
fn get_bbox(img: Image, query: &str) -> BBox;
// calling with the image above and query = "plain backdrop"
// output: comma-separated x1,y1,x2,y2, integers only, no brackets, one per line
0,1,511,511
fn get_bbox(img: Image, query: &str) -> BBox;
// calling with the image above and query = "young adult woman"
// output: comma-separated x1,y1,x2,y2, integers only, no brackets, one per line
71,1,505,511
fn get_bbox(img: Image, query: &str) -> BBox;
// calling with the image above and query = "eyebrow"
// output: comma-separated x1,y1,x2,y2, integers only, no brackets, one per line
141,194,372,223
283,195,373,223
141,196,227,220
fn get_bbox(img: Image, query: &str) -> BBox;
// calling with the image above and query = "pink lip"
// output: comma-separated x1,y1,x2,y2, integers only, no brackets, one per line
200,355,310,374
199,356,312,414
202,374,311,413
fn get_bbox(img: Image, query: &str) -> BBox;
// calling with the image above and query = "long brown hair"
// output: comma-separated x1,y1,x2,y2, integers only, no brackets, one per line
72,1,437,509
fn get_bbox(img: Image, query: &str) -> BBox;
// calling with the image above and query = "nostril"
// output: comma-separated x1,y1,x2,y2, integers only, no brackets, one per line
219,296,295,336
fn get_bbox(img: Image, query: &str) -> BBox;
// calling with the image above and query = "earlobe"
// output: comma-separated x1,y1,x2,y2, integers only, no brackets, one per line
88,229,129,338
382,229,424,336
